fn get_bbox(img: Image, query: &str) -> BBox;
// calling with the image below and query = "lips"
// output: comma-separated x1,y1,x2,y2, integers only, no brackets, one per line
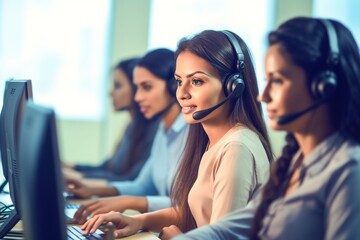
266,109,277,120
139,105,149,113
181,105,196,114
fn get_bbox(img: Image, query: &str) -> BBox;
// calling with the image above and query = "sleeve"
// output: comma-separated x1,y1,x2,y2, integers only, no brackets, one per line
173,199,257,240
74,162,108,172
325,159,360,240
210,142,255,223
109,155,158,196
146,196,171,212
109,127,164,197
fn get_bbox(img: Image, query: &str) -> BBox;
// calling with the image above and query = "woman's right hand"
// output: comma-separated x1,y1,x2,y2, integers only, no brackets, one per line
81,211,143,238
72,196,140,224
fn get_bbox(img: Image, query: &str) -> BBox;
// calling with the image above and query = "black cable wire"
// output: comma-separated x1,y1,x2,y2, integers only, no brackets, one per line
0,201,14,224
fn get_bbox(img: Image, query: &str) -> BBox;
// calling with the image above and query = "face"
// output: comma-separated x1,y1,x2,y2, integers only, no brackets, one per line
110,69,133,111
175,50,226,124
260,43,314,131
133,66,173,119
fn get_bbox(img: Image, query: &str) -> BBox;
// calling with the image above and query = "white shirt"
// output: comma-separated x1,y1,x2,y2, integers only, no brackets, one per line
111,114,189,211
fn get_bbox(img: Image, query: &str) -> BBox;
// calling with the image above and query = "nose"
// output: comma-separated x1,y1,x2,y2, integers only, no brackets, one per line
258,85,271,103
134,89,143,103
177,84,191,101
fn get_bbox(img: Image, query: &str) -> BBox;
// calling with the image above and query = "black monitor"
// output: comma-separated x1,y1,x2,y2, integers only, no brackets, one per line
0,79,33,238
18,102,67,240
0,79,33,183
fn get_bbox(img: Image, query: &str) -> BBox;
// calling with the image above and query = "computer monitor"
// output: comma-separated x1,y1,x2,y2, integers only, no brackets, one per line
0,79,33,238
0,79,33,183
18,102,67,240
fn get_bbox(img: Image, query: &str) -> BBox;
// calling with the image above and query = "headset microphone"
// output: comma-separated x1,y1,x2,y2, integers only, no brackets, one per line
192,93,233,120
277,100,325,125
192,82,242,120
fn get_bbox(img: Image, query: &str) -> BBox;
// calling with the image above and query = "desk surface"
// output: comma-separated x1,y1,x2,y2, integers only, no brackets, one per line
9,221,159,240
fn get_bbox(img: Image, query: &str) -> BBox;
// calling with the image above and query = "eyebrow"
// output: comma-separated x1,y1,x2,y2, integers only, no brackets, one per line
268,68,293,77
174,71,212,78
134,80,152,86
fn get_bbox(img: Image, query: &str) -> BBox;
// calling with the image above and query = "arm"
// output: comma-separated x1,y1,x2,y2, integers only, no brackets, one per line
110,157,158,196
325,159,360,239
211,143,256,222
135,207,180,233
65,178,118,198
173,201,256,240
72,195,149,224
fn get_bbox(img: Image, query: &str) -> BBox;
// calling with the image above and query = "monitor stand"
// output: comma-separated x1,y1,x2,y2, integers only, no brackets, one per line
0,210,20,238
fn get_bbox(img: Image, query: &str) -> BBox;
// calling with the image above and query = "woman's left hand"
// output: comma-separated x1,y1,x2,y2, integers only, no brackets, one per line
159,225,182,240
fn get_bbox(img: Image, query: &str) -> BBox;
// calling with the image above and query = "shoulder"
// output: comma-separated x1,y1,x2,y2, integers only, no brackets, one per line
222,126,266,157
221,126,258,146
327,138,360,184
333,139,360,166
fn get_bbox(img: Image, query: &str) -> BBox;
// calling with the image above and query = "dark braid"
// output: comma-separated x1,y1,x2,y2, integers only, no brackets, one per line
250,134,298,239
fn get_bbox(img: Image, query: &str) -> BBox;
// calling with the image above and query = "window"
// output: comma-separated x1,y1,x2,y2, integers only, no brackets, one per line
0,0,112,119
148,0,275,92
313,0,360,44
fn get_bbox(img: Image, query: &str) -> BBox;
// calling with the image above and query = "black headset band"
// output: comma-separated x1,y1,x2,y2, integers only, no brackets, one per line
319,19,339,67
222,30,245,71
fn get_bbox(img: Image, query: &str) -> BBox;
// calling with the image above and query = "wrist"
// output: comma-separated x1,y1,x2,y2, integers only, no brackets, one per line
92,186,117,196
133,214,147,230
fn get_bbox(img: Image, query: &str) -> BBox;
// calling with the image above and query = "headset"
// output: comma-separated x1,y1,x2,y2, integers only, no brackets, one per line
277,19,340,125
222,30,246,99
311,19,339,100
192,31,247,120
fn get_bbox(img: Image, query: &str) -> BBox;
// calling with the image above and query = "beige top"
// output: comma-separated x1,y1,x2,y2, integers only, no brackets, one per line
188,125,269,227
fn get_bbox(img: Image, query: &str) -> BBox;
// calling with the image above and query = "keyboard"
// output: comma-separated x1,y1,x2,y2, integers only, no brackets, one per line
67,225,105,240
65,203,80,221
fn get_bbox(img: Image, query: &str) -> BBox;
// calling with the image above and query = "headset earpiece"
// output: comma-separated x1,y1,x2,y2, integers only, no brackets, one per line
222,30,246,99
224,74,245,98
311,70,337,99
311,20,339,100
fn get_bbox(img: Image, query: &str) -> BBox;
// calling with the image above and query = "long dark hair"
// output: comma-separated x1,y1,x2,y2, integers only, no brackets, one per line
111,58,158,174
170,30,273,232
251,17,360,239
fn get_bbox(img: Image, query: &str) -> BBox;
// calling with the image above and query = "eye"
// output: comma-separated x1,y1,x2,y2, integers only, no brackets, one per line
175,79,182,86
143,83,152,91
269,78,283,86
192,79,203,86
114,82,121,89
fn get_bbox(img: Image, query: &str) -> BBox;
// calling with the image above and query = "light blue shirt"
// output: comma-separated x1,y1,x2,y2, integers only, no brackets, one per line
110,113,189,211
175,132,360,240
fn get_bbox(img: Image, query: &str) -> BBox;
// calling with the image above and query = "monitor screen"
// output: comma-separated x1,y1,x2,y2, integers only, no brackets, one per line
18,102,67,240
0,79,33,238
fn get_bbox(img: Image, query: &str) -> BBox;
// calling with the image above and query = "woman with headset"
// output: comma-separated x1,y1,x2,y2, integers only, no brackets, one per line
80,30,273,238
168,17,360,240
67,48,189,222
63,58,161,181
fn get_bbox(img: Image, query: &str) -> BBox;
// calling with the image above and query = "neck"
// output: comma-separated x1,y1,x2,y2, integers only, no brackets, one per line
293,110,336,157
128,107,136,119
162,103,181,129
202,116,233,149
